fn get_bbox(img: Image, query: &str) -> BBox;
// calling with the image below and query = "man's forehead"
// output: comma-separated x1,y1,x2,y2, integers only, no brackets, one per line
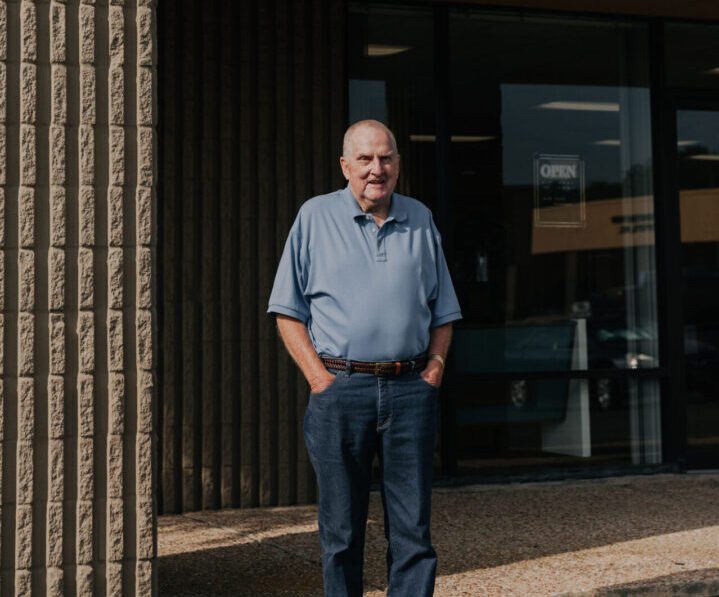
350,143,395,158
352,146,395,156
349,126,394,150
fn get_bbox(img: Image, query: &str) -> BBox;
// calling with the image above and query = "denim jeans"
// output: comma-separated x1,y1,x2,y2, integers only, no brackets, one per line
303,367,438,597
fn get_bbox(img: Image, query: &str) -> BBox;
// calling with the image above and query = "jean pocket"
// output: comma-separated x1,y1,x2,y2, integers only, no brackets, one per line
415,371,440,391
309,372,340,398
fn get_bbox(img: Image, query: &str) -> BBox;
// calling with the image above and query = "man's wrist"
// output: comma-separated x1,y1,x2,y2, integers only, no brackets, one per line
308,368,332,385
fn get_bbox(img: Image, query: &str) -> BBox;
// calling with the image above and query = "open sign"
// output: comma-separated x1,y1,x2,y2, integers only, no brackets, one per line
534,154,586,228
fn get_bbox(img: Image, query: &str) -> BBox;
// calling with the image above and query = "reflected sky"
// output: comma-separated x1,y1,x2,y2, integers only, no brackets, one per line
501,84,652,189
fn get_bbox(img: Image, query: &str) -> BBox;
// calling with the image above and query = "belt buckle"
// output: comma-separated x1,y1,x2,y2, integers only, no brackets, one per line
373,362,383,376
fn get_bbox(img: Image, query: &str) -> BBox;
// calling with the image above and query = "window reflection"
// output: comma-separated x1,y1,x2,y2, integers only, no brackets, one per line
348,4,436,209
666,23,719,91
677,109,719,468
347,6,664,474
450,14,659,374
454,377,662,474
449,12,661,472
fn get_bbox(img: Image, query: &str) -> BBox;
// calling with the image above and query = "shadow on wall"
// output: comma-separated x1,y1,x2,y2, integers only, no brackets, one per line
157,476,719,596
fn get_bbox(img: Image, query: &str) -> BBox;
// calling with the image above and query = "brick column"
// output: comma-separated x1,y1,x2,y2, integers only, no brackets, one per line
0,1,158,595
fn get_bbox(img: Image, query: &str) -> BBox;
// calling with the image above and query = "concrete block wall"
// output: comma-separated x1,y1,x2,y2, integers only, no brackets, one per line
158,0,346,513
0,0,158,595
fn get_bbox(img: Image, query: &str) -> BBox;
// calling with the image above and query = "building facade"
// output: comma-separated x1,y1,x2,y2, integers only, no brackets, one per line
158,0,719,523
2,0,719,595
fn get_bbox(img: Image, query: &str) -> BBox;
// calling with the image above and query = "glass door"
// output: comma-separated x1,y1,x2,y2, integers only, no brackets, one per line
446,11,663,476
675,108,719,469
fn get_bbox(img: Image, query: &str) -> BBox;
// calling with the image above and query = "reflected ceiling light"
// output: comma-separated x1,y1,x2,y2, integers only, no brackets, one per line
702,67,719,75
410,134,436,142
537,101,620,112
689,154,719,161
409,134,496,142
452,135,496,142
366,44,411,57
596,139,700,148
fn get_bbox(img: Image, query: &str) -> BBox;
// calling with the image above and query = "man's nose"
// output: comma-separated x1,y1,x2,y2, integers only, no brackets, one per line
369,156,383,173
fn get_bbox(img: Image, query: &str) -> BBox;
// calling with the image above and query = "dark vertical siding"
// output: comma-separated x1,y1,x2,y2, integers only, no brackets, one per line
275,0,294,508
158,0,347,513
292,0,316,507
256,0,277,509
218,0,239,510
237,0,259,510
199,0,221,512
159,0,182,517
179,0,201,513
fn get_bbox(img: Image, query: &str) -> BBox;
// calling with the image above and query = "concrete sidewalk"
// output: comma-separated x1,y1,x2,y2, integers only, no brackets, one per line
158,473,719,596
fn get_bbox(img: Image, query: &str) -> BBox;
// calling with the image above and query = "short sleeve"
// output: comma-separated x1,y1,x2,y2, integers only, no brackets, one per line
429,216,462,328
267,213,310,323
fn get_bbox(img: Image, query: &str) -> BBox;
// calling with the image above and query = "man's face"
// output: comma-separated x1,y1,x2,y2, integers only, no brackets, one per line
340,126,400,208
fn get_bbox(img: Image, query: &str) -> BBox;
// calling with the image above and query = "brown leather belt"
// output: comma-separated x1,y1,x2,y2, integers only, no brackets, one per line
320,355,427,377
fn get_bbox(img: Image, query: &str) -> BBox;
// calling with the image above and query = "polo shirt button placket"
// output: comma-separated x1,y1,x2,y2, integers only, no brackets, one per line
376,232,387,262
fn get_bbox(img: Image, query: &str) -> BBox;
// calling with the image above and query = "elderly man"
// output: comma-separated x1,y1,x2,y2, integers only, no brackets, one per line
267,120,461,597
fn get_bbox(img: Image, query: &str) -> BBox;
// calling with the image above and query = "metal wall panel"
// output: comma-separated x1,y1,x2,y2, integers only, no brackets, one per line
158,0,347,513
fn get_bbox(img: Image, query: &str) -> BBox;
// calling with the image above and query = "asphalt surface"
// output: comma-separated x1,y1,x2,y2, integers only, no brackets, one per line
158,473,719,596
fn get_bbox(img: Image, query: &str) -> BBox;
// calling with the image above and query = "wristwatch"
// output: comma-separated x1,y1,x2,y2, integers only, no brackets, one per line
429,354,445,368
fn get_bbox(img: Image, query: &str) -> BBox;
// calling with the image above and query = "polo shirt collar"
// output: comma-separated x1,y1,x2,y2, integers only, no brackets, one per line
342,185,407,224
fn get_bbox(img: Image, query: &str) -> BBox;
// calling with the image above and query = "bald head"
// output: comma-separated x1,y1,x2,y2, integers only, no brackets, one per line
342,119,398,158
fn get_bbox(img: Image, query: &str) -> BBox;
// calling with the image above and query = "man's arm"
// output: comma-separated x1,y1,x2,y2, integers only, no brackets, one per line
421,322,453,388
275,314,335,393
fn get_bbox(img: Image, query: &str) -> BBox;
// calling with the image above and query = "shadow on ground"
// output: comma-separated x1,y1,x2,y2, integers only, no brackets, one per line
158,474,719,596
584,568,719,596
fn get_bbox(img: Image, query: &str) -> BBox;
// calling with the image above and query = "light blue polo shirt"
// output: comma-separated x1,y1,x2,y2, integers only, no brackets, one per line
267,186,462,361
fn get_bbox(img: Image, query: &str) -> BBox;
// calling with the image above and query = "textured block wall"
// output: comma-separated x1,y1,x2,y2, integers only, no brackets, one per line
158,0,346,513
0,0,157,595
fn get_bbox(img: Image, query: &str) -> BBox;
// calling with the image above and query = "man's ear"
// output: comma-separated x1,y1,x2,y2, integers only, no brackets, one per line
339,156,350,181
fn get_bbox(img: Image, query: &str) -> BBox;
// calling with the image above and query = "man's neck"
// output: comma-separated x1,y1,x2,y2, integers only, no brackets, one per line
354,195,391,226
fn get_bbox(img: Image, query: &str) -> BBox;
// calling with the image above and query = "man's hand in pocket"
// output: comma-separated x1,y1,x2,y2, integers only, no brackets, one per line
309,371,336,394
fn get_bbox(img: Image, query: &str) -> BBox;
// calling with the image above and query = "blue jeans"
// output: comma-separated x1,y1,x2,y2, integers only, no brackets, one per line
303,367,438,597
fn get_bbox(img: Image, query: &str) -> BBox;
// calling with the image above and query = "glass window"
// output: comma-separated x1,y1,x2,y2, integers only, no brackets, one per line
348,3,437,209
676,109,719,468
665,22,719,469
448,11,662,473
666,23,719,91
453,376,662,475
449,13,659,373
347,6,664,476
